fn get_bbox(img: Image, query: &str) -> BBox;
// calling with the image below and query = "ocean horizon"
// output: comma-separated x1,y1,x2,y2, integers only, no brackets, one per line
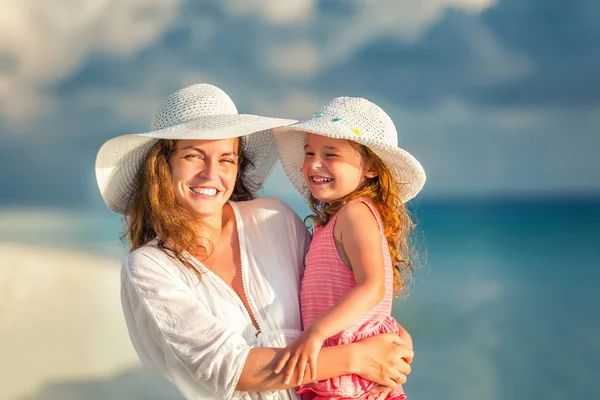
1,198,598,399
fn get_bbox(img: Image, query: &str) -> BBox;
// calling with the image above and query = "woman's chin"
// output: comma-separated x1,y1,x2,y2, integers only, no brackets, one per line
188,200,228,218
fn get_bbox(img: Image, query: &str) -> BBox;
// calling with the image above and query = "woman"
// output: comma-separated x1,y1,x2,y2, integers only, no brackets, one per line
95,84,414,400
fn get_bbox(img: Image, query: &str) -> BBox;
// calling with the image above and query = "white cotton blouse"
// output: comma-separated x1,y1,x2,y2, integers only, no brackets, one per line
121,197,311,400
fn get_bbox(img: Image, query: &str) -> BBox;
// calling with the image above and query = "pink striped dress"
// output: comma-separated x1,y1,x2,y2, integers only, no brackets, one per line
297,199,406,400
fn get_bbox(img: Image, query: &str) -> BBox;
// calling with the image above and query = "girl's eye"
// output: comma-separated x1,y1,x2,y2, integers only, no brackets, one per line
325,153,338,157
304,152,314,157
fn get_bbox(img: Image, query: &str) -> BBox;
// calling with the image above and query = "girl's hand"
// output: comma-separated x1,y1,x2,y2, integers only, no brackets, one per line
274,329,324,385
351,333,413,388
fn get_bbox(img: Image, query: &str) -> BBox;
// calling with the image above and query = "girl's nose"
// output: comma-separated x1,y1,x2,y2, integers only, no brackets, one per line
309,157,323,170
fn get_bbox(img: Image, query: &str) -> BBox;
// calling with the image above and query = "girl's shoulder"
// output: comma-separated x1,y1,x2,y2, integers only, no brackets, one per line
334,198,382,235
338,198,380,221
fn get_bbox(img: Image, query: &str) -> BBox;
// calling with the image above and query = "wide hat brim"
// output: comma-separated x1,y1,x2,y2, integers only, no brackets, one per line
96,114,297,214
273,117,426,203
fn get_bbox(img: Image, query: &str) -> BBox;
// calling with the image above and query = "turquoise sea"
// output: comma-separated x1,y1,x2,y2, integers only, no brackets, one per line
5,199,599,399
396,200,600,399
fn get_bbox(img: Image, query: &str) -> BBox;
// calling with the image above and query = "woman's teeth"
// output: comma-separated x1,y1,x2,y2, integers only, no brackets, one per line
190,187,218,196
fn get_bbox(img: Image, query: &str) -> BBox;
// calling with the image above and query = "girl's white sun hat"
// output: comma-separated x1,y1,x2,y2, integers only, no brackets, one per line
96,83,297,214
273,96,426,203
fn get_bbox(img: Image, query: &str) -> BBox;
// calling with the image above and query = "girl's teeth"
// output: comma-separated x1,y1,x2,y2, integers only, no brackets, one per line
313,178,332,183
191,187,217,196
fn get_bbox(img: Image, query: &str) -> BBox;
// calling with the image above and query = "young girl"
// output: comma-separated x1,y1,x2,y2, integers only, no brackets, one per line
272,97,426,399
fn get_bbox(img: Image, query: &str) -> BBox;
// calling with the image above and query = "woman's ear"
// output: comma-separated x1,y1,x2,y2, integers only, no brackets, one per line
364,160,378,179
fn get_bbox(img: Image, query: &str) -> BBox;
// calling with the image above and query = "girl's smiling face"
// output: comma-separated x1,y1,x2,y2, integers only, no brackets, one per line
301,133,376,203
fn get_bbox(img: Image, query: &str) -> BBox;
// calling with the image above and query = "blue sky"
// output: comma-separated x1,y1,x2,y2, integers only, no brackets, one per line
1,0,599,210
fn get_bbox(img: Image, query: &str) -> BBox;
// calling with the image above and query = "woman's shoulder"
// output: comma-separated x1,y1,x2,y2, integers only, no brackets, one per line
234,197,309,241
234,196,298,221
124,241,180,277
124,242,206,288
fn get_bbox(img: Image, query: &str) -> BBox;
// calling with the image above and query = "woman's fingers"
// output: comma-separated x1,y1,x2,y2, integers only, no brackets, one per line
384,371,407,387
296,355,307,385
395,373,407,385
385,377,399,389
273,351,291,374
382,363,408,387
395,346,414,362
397,358,411,377
354,333,414,386
378,332,404,345
390,346,413,375
367,384,391,400
395,323,413,351
284,353,300,384
309,356,318,381
375,388,393,400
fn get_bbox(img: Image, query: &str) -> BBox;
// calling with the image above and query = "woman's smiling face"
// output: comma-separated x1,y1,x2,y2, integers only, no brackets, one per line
168,138,240,218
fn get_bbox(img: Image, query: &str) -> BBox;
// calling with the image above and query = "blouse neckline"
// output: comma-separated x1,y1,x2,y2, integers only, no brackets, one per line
182,201,265,335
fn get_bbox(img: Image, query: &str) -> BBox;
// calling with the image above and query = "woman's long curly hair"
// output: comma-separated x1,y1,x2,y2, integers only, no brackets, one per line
124,138,254,268
307,143,416,297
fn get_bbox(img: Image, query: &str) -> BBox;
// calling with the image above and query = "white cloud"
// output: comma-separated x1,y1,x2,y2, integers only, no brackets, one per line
0,0,500,121
60,65,216,141
224,0,317,24
249,87,600,199
466,23,534,84
266,41,323,77
449,0,497,11
386,99,600,197
0,0,182,122
256,0,499,77
251,89,328,119
226,0,495,28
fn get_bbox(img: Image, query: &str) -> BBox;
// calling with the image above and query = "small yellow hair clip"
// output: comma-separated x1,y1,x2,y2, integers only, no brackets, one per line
352,128,363,136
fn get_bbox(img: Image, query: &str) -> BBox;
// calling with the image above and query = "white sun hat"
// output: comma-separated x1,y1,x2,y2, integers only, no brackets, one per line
273,96,426,203
96,83,297,214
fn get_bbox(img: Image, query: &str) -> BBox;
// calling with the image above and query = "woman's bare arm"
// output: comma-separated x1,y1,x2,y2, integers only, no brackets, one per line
237,345,352,391
237,333,413,392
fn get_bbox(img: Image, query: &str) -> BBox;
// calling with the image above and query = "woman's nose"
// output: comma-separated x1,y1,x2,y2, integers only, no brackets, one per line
199,159,218,179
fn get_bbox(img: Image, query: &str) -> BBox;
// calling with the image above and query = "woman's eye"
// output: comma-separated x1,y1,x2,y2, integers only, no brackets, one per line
221,159,235,164
184,154,202,160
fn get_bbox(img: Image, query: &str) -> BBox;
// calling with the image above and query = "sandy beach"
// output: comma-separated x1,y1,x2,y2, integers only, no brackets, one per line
0,242,181,400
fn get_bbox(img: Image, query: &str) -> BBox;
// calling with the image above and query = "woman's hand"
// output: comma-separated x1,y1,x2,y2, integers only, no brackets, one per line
396,322,414,364
366,385,393,400
350,333,413,388
273,329,324,385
